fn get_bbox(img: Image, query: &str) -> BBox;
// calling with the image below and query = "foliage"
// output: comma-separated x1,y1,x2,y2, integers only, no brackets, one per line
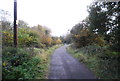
41,35,53,46
51,37,62,45
1,13,63,79
1,9,62,47
2,22,62,47
56,39,62,44
67,45,120,79
65,1,120,79
0,9,12,31
2,31,13,46
59,36,66,43
18,20,29,28
2,47,37,79
87,1,120,51
65,1,120,51
69,22,105,48
64,34,72,44
18,28,39,47
2,45,62,79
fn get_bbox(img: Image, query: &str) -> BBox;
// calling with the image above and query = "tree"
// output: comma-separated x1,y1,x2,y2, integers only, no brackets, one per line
108,2,120,52
18,20,29,28
88,1,120,51
0,9,12,31
56,39,62,44
64,34,72,44
60,36,65,43
87,2,108,36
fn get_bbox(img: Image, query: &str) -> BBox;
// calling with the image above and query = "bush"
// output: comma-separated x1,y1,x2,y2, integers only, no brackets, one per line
18,28,40,47
2,47,41,79
2,31,13,46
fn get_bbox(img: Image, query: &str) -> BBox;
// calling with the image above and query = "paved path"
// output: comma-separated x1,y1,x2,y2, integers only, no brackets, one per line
48,45,96,79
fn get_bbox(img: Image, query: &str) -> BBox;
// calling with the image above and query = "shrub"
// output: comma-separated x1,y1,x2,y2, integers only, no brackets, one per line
2,47,41,79
2,31,13,46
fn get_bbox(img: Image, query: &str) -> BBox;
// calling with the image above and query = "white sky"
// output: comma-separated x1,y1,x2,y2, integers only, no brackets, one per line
0,0,93,36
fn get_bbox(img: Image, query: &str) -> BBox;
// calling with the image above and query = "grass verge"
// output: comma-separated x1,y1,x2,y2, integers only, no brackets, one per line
67,45,119,79
35,44,63,79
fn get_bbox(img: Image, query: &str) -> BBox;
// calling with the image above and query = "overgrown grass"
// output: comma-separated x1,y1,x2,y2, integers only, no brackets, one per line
34,44,63,79
2,44,62,79
67,45,119,79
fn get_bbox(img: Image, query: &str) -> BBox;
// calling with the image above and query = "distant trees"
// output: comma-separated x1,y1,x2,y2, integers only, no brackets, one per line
63,34,72,44
0,10,13,46
51,36,62,45
18,20,29,28
1,9,62,47
0,9,12,31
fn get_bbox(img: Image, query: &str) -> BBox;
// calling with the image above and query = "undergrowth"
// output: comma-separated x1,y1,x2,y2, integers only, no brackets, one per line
2,45,62,79
67,45,120,79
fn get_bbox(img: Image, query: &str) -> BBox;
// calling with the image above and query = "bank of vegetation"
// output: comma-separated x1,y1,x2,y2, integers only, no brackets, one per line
1,10,62,79
66,1,120,79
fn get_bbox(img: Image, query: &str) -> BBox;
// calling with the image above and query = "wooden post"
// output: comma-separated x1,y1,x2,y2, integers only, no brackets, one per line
14,0,18,47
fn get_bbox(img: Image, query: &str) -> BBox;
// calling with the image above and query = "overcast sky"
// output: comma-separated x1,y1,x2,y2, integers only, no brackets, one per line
0,0,93,36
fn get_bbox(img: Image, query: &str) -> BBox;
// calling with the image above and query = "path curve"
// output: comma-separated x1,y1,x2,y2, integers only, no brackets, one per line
48,45,96,79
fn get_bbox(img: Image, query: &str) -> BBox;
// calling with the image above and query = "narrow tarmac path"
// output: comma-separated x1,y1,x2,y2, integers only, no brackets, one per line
48,45,96,79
